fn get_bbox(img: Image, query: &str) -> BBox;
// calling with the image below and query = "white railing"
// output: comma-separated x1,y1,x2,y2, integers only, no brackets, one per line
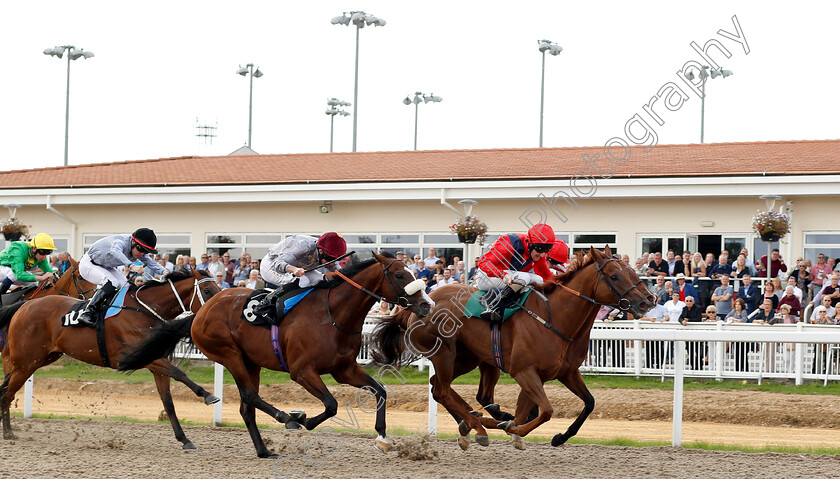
584,320,840,385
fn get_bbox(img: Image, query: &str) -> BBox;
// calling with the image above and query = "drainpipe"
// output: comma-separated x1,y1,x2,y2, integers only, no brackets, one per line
46,195,77,257
784,201,793,268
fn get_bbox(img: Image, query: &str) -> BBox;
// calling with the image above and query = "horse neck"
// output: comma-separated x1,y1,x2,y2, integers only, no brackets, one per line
553,264,604,339
132,277,195,318
330,264,385,329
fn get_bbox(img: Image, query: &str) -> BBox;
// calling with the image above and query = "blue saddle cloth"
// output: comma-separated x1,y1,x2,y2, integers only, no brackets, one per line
241,288,315,329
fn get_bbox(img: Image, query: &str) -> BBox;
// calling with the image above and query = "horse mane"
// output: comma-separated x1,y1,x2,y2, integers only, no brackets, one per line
541,250,596,293
322,251,396,288
137,268,207,290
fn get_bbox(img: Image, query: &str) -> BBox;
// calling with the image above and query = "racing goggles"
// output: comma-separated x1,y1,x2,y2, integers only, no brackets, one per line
34,249,53,256
531,243,552,253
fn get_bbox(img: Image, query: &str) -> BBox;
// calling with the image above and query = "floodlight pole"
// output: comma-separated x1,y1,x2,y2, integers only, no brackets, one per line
248,64,254,148
539,48,546,148
414,100,419,151
63,50,72,167
352,24,360,152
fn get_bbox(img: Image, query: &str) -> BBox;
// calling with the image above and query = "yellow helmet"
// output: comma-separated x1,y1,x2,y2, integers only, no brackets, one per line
29,233,56,251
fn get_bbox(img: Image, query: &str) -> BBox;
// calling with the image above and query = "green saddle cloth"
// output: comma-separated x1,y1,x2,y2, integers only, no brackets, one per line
464,289,532,323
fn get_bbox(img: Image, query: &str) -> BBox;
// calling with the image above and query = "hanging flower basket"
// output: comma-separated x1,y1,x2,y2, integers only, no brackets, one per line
449,215,488,245
751,211,790,242
1,218,29,242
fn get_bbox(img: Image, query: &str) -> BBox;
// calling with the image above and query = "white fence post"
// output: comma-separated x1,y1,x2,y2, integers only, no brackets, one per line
715,320,724,381
795,322,804,386
633,320,642,377
213,362,224,426
672,340,685,446
23,375,33,418
427,361,437,436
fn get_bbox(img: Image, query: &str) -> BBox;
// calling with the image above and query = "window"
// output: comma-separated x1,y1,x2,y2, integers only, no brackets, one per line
571,232,617,255
206,233,282,260
804,232,840,264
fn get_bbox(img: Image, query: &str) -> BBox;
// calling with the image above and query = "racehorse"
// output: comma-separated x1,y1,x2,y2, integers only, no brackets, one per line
118,252,434,458
373,246,654,449
0,268,220,449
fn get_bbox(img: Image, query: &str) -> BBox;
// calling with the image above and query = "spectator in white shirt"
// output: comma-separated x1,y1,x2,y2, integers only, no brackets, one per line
663,291,686,323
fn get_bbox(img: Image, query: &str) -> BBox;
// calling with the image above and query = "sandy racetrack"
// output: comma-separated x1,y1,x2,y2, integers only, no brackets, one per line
4,378,840,478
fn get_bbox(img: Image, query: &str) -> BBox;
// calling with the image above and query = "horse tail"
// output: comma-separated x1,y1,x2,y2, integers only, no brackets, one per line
117,314,196,371
0,302,25,330
371,309,412,367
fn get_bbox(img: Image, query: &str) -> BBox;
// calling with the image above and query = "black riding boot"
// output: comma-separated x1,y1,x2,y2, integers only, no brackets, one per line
0,282,10,305
77,282,118,328
254,280,299,317
480,286,519,324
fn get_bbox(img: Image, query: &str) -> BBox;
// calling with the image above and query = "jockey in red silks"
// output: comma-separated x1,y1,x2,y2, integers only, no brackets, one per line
474,223,555,323
547,239,570,275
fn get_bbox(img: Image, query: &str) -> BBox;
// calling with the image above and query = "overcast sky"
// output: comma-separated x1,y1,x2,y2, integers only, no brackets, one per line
1,1,837,172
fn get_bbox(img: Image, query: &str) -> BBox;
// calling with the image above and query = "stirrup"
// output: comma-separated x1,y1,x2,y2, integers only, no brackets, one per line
77,311,97,328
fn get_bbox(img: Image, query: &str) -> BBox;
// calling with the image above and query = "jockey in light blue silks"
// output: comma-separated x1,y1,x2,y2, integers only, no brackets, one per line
77,228,165,327
253,232,348,316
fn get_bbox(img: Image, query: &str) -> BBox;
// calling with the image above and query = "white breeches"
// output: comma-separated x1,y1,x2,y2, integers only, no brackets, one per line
0,266,34,287
474,270,544,291
261,262,323,288
80,255,127,289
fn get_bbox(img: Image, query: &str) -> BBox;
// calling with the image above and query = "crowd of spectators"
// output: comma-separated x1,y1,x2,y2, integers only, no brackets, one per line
632,247,840,325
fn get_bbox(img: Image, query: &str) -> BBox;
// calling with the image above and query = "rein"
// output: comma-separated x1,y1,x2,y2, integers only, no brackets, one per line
134,276,216,322
558,258,643,312
322,258,423,334
516,257,644,342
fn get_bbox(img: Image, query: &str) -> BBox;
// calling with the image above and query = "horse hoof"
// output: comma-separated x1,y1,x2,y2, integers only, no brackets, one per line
475,435,490,447
497,420,512,431
285,421,302,431
182,442,197,450
258,451,279,459
484,403,501,416
551,434,567,447
468,410,484,418
458,420,471,437
204,395,220,405
511,434,525,450
374,435,392,453
289,410,307,422
3,433,15,440
457,435,470,451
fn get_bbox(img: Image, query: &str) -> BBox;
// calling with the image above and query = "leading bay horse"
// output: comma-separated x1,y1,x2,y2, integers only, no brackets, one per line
373,246,654,449
118,252,434,458
0,268,220,449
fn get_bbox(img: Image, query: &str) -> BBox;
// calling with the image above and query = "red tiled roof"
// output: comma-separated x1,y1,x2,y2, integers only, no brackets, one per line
2,140,838,188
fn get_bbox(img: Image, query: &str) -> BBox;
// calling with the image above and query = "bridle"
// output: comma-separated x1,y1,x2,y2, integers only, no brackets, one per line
558,257,645,311
328,258,425,310
324,258,427,334
134,275,217,322
29,266,95,300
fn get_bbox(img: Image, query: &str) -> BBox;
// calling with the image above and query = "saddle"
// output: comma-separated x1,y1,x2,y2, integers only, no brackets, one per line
241,287,316,328
464,289,532,324
0,285,36,306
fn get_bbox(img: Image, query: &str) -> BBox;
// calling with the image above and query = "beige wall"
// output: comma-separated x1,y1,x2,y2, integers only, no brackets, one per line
7,195,830,261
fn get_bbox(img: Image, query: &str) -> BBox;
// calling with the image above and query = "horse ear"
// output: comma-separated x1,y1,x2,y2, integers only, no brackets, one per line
604,245,612,256
589,246,598,259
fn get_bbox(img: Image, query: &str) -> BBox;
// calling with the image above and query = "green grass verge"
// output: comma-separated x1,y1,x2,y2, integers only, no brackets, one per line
20,357,840,396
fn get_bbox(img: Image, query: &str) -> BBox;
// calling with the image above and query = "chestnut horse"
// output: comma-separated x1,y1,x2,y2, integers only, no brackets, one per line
373,246,654,449
0,269,220,449
0,256,96,356
118,253,434,458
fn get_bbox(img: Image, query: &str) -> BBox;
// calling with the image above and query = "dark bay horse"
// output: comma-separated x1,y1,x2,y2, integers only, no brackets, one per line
373,246,654,450
118,253,434,458
0,269,220,449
